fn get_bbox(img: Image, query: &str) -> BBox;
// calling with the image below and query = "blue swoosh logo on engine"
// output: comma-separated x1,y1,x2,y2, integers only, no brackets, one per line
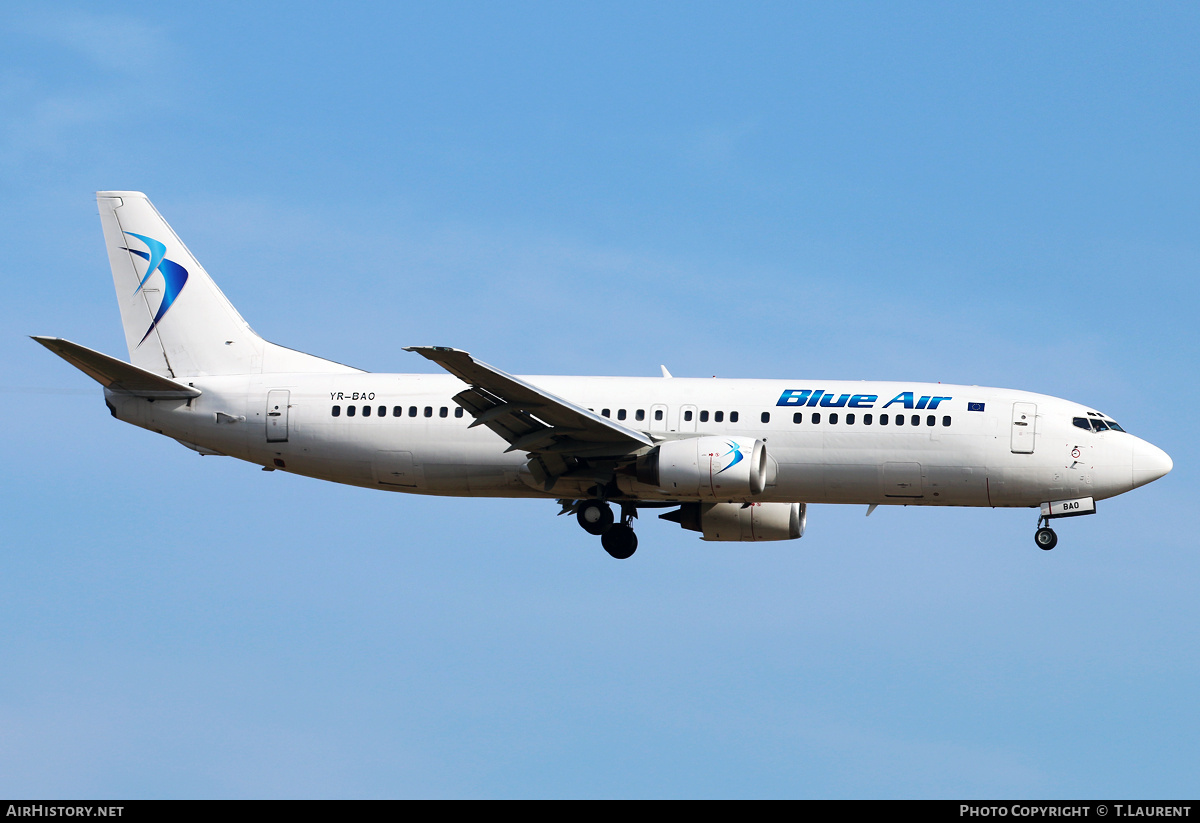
716,441,743,474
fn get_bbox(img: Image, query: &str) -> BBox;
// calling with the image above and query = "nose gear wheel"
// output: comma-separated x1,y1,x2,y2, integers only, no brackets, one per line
1035,526,1057,550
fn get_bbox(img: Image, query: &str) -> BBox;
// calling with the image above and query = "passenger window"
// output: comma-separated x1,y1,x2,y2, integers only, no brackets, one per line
636,409,645,421
942,416,951,427
812,412,821,424
454,407,464,418
618,409,627,421
654,409,663,421
347,405,356,417
393,406,402,417
424,406,433,418
362,405,371,417
409,406,418,417
730,411,739,422
761,412,770,423
926,415,935,426
830,413,838,424
332,405,341,417
379,406,387,417
793,412,803,424
440,407,448,418
911,415,920,426
602,409,610,418
864,413,873,425
683,410,693,421
846,413,855,425
700,410,709,423
715,411,724,423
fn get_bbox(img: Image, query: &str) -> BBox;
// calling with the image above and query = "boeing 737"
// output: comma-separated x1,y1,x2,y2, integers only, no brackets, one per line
34,192,1173,559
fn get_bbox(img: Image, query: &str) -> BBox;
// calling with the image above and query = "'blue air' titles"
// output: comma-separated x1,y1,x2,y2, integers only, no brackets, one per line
775,390,952,410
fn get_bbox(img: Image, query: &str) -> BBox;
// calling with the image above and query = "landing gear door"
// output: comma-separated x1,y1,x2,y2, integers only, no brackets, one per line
267,390,290,442
1011,402,1036,454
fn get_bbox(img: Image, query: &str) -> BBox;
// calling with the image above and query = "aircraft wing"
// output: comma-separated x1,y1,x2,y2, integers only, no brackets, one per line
405,347,653,473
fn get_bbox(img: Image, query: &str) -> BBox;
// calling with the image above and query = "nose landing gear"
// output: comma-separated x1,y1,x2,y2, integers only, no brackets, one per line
1034,524,1058,551
1033,497,1096,550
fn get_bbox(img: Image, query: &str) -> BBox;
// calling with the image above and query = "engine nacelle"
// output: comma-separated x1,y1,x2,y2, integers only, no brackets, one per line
636,436,767,500
662,501,806,542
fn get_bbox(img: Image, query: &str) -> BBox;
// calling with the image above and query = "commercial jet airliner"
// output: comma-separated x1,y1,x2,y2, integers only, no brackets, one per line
35,192,1173,559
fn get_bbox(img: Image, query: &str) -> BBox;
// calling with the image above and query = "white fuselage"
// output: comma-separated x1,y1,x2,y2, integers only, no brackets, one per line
104,373,1165,510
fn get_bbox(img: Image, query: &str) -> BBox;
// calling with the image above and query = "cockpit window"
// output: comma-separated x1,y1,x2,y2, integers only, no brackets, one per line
1093,411,1127,432
1076,414,1127,433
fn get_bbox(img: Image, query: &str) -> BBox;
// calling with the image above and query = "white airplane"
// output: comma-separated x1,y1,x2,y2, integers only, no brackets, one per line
35,192,1173,559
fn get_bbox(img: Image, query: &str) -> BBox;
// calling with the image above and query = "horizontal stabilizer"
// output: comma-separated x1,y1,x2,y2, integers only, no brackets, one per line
32,336,201,399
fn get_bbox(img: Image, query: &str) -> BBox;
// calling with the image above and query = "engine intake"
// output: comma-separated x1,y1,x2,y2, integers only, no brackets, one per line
636,436,767,500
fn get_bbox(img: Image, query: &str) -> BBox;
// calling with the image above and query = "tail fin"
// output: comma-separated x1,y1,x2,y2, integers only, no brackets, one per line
97,192,358,377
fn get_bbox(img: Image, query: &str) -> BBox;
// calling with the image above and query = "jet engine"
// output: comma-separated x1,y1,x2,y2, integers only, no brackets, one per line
635,436,767,500
661,501,806,542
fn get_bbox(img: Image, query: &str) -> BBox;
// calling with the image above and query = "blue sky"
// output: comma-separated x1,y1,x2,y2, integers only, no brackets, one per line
1,2,1197,798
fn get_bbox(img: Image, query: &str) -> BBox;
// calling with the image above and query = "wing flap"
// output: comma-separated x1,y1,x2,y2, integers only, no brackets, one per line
452,386,552,447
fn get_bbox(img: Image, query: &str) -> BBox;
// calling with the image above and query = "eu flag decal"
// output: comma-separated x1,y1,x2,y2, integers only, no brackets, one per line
968,402,986,412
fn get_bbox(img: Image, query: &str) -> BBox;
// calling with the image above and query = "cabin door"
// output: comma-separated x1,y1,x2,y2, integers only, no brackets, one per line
266,390,290,442
1011,402,1037,454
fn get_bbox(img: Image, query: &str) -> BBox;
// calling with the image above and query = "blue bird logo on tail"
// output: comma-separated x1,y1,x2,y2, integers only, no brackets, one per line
121,232,189,345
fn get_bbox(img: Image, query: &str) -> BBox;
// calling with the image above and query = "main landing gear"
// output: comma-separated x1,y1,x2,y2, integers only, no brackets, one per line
576,500,614,535
571,500,638,559
601,523,638,560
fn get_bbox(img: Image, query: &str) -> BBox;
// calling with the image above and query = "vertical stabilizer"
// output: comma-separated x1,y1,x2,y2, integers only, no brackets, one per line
97,192,358,377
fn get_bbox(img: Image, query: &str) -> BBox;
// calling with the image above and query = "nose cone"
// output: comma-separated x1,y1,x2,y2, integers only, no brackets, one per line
1132,439,1173,488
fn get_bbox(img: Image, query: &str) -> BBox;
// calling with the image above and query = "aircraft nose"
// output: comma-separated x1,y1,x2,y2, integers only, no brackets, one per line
1132,439,1173,488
